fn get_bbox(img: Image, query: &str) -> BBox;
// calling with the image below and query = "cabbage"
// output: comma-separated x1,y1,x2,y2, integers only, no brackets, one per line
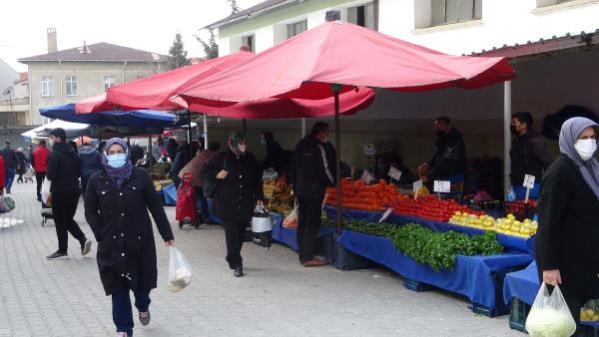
526,308,576,337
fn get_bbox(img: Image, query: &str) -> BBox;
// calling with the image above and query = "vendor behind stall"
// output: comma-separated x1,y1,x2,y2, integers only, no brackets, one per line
509,112,553,200
417,116,466,185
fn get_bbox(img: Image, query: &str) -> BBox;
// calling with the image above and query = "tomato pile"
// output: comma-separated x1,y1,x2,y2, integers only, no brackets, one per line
325,179,409,212
393,196,485,222
505,200,537,221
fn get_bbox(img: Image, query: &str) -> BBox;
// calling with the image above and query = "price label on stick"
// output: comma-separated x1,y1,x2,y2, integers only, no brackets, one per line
433,180,451,193
523,174,536,189
413,179,423,199
379,208,393,223
387,167,402,181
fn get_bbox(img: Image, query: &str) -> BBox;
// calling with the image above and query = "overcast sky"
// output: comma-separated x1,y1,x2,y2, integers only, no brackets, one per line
0,0,263,72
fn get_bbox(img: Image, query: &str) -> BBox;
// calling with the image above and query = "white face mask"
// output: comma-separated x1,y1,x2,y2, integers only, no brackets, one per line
238,144,247,153
574,138,597,161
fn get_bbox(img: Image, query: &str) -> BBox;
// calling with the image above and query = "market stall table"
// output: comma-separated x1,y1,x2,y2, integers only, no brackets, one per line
339,230,533,316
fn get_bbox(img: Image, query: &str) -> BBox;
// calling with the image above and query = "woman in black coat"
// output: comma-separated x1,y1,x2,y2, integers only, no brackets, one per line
536,117,599,335
202,132,262,277
84,138,174,337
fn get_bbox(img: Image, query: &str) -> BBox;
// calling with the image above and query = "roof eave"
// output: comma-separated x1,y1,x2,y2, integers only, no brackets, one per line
205,0,296,30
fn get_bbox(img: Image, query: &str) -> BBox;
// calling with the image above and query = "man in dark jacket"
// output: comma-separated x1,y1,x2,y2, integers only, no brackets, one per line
292,122,336,267
169,141,192,187
418,116,466,185
260,132,291,176
32,140,50,201
2,140,18,194
46,128,91,260
202,132,262,277
510,112,553,200
78,140,103,194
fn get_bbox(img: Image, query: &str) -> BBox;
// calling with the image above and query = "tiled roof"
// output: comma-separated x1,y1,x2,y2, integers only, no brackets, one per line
19,42,168,63
471,29,599,60
206,0,292,28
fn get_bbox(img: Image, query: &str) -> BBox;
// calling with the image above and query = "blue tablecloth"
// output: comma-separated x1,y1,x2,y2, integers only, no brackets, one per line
339,230,533,310
163,183,177,206
503,261,539,306
323,206,534,254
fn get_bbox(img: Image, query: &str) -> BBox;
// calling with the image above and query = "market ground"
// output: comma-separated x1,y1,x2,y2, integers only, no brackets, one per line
0,182,523,337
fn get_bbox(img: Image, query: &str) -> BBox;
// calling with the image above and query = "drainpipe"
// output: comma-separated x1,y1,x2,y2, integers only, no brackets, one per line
58,59,63,104
122,61,128,84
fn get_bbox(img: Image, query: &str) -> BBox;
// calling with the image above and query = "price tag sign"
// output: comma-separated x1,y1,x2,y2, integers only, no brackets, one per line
523,174,536,189
387,167,402,181
433,180,451,193
379,208,393,223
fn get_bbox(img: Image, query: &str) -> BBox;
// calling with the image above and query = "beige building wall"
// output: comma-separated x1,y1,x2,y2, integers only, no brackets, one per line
28,61,166,125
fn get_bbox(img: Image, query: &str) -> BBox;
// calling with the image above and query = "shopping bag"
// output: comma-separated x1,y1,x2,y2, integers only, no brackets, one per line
0,196,9,213
525,282,576,337
3,196,15,212
251,205,273,249
41,178,52,205
283,205,298,229
167,247,193,292
175,173,197,224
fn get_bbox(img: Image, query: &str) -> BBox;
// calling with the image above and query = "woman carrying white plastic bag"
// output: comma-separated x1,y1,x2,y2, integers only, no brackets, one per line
535,117,599,336
526,283,576,337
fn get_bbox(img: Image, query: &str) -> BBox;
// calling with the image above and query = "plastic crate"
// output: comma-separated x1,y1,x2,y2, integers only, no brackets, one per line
508,297,530,333
319,233,373,270
403,279,434,292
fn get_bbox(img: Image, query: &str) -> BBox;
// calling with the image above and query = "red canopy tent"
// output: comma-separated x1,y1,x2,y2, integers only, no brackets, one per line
177,16,516,230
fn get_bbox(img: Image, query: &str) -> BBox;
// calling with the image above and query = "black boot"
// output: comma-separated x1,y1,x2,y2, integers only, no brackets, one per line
234,266,244,277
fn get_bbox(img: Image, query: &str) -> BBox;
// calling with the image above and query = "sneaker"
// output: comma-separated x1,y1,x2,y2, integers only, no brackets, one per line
81,239,92,256
234,266,244,277
46,251,68,260
139,310,151,326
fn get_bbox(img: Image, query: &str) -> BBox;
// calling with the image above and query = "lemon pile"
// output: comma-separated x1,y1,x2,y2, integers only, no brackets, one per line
581,308,599,321
449,212,537,238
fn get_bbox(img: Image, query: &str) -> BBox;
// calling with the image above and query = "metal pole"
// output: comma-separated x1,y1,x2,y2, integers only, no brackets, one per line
332,84,343,233
187,110,193,158
301,118,307,137
148,136,153,171
242,118,247,136
203,114,208,150
504,81,512,199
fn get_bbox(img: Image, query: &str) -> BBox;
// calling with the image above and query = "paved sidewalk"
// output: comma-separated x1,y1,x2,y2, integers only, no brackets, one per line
0,182,524,337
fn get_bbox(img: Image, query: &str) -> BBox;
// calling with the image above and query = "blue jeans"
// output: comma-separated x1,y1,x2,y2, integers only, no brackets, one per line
195,187,210,221
5,168,15,191
112,287,151,336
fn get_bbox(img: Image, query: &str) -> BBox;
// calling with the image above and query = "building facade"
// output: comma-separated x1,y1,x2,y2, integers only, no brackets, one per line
19,37,168,126
209,0,599,57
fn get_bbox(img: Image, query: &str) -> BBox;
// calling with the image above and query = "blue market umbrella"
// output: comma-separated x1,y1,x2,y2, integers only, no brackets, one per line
39,103,189,129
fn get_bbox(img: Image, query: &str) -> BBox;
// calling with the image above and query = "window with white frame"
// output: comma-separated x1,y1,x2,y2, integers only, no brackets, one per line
348,3,376,30
104,76,116,92
41,76,54,97
241,35,255,52
286,20,307,38
65,76,78,96
431,0,482,26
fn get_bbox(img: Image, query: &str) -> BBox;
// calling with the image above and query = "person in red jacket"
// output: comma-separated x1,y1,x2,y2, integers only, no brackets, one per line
0,154,5,194
32,140,50,201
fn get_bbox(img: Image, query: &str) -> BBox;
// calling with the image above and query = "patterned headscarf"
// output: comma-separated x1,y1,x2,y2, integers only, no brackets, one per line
102,137,133,188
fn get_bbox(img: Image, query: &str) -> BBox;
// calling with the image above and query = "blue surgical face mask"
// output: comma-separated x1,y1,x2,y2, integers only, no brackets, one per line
107,153,127,168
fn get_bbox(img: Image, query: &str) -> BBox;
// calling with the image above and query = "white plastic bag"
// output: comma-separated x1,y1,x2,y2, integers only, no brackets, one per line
283,205,298,229
525,283,576,337
41,178,52,206
167,247,193,292
251,205,273,249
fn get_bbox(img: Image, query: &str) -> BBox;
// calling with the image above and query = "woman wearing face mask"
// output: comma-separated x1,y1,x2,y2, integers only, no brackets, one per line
84,138,175,337
536,117,599,336
202,132,263,277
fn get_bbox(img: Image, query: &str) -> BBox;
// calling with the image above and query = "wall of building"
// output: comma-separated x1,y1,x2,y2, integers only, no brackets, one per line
27,61,166,126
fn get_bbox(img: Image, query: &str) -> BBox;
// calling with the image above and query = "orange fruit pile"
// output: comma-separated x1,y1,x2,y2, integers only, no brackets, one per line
325,179,409,212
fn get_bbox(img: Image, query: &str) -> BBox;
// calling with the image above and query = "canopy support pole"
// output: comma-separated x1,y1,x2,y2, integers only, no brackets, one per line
187,109,193,158
203,114,208,150
504,81,512,199
332,84,343,233
148,136,153,171
301,118,307,137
